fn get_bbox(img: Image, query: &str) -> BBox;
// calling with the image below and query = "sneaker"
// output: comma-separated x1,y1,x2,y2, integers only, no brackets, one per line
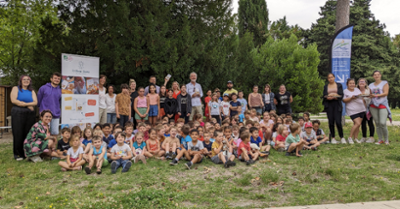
228,160,236,167
355,138,361,144
341,138,347,144
30,155,43,163
111,161,118,174
366,137,375,143
249,159,256,164
323,141,330,144
51,157,60,160
224,161,229,168
84,167,91,175
285,152,290,156
16,157,24,161
348,138,354,144
375,140,384,145
360,137,366,143
165,153,172,160
246,160,252,165
170,159,178,166
331,138,337,144
171,153,177,159
277,147,285,152
122,161,132,173
185,162,192,170
385,141,390,145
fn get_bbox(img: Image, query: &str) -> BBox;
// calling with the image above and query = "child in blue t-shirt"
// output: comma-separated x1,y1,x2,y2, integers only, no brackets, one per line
170,124,191,165
131,132,147,164
202,132,213,157
229,93,242,117
250,127,270,154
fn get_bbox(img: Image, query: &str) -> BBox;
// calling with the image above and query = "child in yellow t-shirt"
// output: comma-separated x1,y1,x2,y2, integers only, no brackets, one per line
210,131,236,168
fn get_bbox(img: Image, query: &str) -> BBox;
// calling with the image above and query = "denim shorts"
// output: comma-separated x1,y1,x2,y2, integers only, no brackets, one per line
50,118,60,135
149,105,158,117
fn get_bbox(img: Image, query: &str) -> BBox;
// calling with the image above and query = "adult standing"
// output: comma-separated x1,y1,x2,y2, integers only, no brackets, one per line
98,75,107,124
129,79,139,126
172,81,181,122
368,71,391,145
105,85,117,124
342,78,365,144
144,76,169,96
115,84,131,126
10,75,38,161
323,73,345,144
274,84,293,115
248,85,263,114
24,110,55,163
262,84,276,113
186,72,203,121
357,78,375,143
223,81,238,96
37,72,61,136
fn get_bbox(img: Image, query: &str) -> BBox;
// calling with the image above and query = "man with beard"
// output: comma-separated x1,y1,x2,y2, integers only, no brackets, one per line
144,76,170,96
186,72,203,121
37,72,62,136
223,80,238,97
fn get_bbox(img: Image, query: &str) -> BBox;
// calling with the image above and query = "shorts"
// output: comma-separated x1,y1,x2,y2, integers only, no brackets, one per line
149,105,159,117
270,141,276,147
159,108,165,117
135,107,149,120
350,112,365,120
211,154,228,164
70,157,78,163
286,143,296,153
50,118,60,135
239,154,252,161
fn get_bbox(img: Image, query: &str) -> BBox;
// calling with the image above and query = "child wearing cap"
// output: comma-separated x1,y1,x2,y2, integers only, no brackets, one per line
229,93,241,117
220,93,231,121
300,122,320,151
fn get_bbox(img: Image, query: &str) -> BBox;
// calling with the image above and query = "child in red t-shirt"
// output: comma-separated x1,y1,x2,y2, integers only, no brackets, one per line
238,131,259,165
273,124,287,151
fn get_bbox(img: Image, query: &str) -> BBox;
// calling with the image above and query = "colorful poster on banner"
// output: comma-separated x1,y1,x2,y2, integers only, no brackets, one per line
61,54,100,125
330,25,354,116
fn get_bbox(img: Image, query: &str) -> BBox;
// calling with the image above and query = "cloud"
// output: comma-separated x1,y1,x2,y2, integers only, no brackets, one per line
232,0,400,37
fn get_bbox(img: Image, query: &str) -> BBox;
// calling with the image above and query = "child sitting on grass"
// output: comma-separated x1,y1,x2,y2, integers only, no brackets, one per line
162,126,180,160
82,127,93,147
249,127,270,154
169,125,191,165
303,112,310,123
110,132,133,173
202,132,213,158
52,127,71,159
102,123,114,145
238,131,258,165
312,120,329,144
298,117,305,132
146,128,165,159
85,136,108,174
131,132,148,164
58,136,86,171
211,131,236,168
185,129,207,170
301,122,320,151
272,124,287,152
285,124,306,157
124,122,135,145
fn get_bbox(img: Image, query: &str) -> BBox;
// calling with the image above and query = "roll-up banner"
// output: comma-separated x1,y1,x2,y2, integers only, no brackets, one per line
330,25,354,116
61,54,100,129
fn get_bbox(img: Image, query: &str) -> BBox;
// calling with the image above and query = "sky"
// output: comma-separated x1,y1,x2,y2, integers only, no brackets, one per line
232,0,400,37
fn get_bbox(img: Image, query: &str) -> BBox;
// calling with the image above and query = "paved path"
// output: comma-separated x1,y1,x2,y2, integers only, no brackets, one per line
272,200,400,209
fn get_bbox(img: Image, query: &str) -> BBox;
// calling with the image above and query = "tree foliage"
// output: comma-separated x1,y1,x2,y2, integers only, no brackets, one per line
238,0,269,47
269,16,304,42
253,35,324,113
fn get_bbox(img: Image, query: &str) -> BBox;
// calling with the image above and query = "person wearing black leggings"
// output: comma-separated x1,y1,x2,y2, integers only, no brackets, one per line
323,73,344,144
357,78,375,143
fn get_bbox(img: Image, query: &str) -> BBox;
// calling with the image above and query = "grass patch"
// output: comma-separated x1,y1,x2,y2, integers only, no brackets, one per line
1,120,400,208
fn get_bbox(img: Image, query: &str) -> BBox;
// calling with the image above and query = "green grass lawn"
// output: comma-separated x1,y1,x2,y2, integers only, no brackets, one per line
1,122,400,208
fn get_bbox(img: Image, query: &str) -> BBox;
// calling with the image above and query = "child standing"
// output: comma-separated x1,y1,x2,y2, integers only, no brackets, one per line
162,126,180,159
208,93,222,125
185,129,207,169
110,132,133,173
204,90,212,122
159,85,167,117
134,87,149,123
115,83,132,127
177,85,192,123
164,88,178,123
147,84,160,126
285,124,306,157
146,128,166,159
220,94,231,121
238,131,258,165
211,131,236,168
237,90,247,115
58,136,86,171
85,136,108,174
131,132,148,164
229,93,241,118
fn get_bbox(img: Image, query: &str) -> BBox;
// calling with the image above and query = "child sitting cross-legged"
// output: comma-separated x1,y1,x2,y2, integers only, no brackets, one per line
285,123,306,157
202,132,213,158
271,124,287,152
238,131,258,165
312,120,329,144
110,132,133,174
185,129,208,170
146,128,166,159
130,132,148,164
84,136,108,175
162,126,180,160
301,122,320,151
52,127,71,159
211,131,236,168
58,136,86,171
169,125,190,165
249,127,270,154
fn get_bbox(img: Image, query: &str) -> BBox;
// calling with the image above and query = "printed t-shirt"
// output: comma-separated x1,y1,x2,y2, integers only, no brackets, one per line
110,144,131,157
132,141,146,155
187,141,204,151
180,94,188,113
208,101,221,116
300,132,316,142
274,92,291,110
57,139,71,151
220,101,230,116
67,147,84,159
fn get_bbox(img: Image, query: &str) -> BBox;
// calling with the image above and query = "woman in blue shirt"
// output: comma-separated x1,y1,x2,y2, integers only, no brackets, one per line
10,75,38,161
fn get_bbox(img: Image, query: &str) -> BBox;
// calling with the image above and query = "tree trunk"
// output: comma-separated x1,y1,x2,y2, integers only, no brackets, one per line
335,0,350,32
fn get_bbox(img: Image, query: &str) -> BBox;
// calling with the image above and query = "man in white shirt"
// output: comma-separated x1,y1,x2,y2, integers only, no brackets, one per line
186,72,203,121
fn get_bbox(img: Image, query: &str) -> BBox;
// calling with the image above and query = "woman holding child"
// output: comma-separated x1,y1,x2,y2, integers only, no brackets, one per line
323,73,345,144
23,110,56,163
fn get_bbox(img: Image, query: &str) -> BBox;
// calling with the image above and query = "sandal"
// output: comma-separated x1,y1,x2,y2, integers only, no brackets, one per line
96,168,102,174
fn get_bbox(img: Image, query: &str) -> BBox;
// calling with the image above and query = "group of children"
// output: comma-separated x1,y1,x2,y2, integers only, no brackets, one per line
53,110,329,173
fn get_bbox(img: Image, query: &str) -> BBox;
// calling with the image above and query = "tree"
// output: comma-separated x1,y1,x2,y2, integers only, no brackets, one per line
336,0,350,31
238,0,269,47
269,16,304,41
252,35,324,113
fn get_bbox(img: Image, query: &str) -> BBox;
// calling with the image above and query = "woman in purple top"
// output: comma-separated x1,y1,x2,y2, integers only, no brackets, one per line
10,75,38,161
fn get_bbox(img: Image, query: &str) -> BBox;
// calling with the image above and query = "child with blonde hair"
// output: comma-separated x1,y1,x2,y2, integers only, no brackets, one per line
85,136,108,174
131,132,148,164
146,128,166,159
58,136,86,171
